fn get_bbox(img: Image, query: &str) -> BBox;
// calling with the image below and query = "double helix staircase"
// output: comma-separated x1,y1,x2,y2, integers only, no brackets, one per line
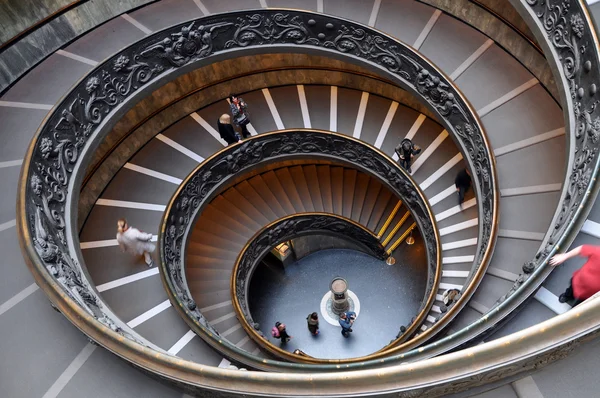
2,0,600,397
186,163,416,353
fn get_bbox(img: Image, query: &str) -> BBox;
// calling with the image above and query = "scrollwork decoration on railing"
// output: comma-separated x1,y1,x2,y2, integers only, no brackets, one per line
232,214,387,323
161,130,440,347
22,8,494,366
495,0,600,298
218,10,495,303
533,0,599,247
16,1,600,393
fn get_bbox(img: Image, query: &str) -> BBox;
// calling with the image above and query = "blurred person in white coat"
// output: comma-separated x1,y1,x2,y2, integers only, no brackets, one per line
116,218,155,267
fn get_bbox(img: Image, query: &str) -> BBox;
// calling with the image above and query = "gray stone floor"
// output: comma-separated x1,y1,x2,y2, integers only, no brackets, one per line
249,246,428,359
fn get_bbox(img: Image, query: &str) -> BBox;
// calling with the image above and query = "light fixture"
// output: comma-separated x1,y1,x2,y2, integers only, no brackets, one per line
406,229,415,245
275,242,290,255
386,254,396,265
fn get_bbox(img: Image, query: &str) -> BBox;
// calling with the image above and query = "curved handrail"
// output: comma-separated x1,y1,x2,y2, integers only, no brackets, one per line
230,212,392,362
17,6,503,390
386,0,600,359
470,0,543,53
161,130,439,366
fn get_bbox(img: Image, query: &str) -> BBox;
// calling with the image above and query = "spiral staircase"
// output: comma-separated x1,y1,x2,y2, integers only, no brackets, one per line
3,0,600,397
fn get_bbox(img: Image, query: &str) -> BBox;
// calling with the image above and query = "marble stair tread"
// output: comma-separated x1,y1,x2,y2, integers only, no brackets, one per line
0,107,49,162
268,85,305,128
486,300,556,341
128,0,204,32
289,166,316,212
374,0,438,45
129,138,200,180
303,164,326,213
64,14,147,63
101,275,169,324
351,172,372,221
316,165,334,213
186,254,236,271
272,168,307,213
358,178,384,226
342,168,358,219
371,194,399,234
454,44,535,111
418,12,489,74
2,53,93,104
82,245,159,286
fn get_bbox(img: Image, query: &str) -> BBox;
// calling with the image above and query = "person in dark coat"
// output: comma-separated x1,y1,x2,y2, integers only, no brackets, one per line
550,245,600,306
229,94,251,138
455,168,471,207
275,321,292,343
217,113,240,145
339,311,356,338
306,312,320,335
395,138,421,173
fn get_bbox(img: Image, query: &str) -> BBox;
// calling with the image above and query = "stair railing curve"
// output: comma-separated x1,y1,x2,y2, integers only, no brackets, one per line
16,6,501,387
381,0,600,360
227,212,414,363
162,129,440,366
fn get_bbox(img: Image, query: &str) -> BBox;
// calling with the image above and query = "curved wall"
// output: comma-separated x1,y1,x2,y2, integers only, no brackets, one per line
0,0,76,45
0,0,155,91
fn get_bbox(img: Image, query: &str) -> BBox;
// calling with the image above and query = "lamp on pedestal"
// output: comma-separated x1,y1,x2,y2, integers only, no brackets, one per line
386,253,396,265
406,229,415,245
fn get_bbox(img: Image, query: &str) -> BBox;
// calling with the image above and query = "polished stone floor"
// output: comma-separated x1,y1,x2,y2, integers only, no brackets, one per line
249,243,427,359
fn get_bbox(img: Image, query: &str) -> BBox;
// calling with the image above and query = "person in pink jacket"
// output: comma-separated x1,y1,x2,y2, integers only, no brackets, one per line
116,218,155,267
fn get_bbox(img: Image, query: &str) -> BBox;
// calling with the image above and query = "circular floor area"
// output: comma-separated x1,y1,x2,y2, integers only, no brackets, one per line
249,248,428,359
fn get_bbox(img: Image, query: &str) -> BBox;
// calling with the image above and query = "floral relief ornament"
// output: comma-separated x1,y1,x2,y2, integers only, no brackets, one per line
25,9,495,354
499,0,600,295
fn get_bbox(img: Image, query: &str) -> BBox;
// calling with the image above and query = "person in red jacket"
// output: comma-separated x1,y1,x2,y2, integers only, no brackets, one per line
550,245,600,305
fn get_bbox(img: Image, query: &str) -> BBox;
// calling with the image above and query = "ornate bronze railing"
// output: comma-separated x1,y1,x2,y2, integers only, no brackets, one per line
385,0,600,357
18,3,540,391
231,212,387,326
231,212,389,361
161,129,441,366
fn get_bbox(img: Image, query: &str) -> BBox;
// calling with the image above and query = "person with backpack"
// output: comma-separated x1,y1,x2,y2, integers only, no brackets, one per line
229,94,251,138
339,311,356,338
306,312,320,335
271,321,292,343
395,138,421,173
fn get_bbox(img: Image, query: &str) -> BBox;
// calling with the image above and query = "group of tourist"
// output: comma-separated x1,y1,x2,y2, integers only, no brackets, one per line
217,94,252,145
214,94,475,211
270,310,358,344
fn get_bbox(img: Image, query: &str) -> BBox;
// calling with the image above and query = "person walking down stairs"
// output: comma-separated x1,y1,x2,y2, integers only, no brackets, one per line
455,168,471,209
116,219,155,267
395,138,421,173
550,245,600,306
